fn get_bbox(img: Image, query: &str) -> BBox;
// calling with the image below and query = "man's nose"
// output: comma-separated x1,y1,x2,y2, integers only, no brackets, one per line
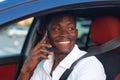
60,29,69,36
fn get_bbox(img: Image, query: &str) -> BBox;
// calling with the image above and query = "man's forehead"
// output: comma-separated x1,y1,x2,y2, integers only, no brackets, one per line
47,13,76,30
50,14,75,24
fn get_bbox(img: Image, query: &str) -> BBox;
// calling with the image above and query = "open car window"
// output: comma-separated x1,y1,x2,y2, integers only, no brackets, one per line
0,18,33,57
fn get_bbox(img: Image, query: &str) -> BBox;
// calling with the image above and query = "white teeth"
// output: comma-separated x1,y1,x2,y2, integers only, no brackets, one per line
58,41,70,44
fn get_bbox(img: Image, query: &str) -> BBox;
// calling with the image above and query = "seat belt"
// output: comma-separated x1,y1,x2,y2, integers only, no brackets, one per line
59,36,120,80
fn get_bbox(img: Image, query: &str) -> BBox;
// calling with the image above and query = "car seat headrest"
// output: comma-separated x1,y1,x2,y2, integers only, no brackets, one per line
91,16,120,45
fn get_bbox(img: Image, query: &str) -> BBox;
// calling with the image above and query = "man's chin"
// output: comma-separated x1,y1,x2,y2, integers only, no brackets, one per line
55,47,72,54
53,42,75,54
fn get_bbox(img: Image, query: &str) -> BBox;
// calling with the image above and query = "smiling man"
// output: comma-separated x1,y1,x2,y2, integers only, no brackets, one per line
18,12,106,80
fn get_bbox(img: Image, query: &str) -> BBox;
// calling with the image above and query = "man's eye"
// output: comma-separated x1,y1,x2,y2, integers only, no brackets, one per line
54,28,60,32
67,24,76,31
68,27,72,30
68,27,75,31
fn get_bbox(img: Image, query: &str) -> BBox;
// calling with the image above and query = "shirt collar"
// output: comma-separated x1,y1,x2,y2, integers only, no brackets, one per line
59,44,86,69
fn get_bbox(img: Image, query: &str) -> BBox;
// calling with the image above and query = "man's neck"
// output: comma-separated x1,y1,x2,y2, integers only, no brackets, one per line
50,53,68,76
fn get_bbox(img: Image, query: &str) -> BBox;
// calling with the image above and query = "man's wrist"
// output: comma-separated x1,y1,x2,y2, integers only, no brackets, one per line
17,70,30,80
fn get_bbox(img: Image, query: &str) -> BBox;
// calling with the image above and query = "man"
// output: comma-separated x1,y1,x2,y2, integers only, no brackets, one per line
18,13,106,80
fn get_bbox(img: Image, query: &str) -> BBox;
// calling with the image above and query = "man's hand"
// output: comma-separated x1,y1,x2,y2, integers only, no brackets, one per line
17,35,52,80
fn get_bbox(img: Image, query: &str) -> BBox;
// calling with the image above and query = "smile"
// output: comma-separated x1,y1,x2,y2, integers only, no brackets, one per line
57,41,70,44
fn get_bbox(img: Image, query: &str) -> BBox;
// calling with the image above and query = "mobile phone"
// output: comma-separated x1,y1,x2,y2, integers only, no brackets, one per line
45,31,53,52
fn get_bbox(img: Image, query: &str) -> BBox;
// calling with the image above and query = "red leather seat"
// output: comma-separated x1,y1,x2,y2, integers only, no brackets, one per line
90,16,120,80
115,74,120,80
91,16,120,45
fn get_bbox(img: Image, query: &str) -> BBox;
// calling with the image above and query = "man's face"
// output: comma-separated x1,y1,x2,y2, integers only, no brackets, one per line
48,14,78,54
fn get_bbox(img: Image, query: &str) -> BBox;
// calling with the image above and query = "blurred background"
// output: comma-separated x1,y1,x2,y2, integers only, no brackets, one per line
0,18,33,57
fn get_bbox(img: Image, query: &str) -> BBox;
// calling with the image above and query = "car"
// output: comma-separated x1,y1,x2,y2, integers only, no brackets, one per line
7,26,28,37
0,0,120,80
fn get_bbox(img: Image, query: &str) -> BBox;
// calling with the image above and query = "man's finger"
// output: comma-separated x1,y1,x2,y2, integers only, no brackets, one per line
40,34,47,43
32,43,52,52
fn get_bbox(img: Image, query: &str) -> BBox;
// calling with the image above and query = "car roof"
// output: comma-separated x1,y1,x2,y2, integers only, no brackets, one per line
0,0,119,25
0,0,104,11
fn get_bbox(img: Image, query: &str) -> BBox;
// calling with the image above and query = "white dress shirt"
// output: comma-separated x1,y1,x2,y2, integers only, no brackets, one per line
30,44,106,80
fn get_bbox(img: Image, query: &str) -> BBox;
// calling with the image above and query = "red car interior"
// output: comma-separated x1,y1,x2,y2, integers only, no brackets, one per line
90,16,120,80
0,64,17,80
115,74,120,80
